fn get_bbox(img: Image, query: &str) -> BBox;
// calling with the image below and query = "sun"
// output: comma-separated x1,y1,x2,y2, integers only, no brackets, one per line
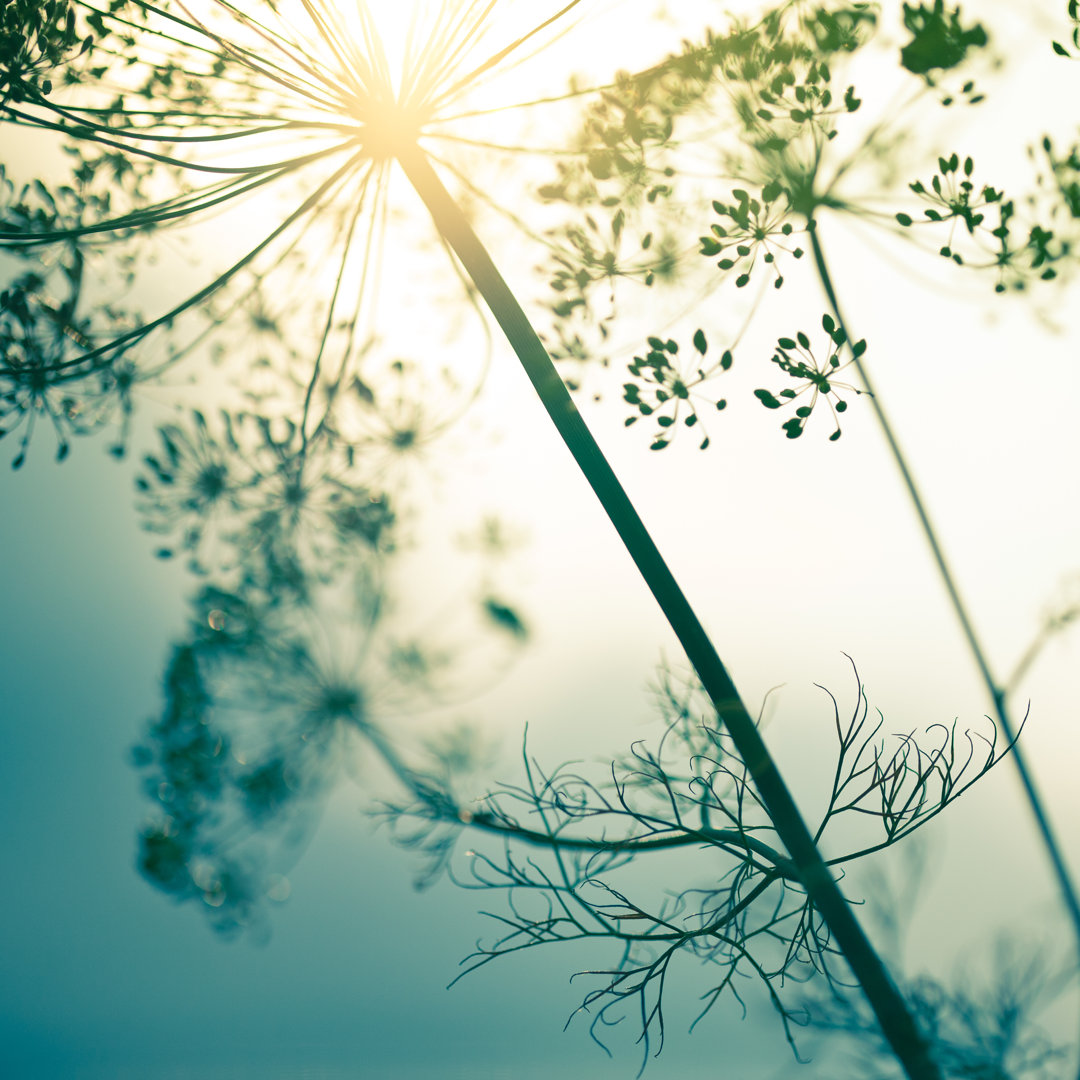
1,0,601,464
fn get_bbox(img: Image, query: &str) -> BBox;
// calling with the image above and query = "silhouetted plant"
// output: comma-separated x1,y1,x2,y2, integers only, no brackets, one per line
0,170,156,463
702,185,808,290
0,0,95,104
378,661,1013,1071
3,4,1078,1080
753,313,866,441
529,0,1080,1026
621,330,732,450
1054,0,1080,58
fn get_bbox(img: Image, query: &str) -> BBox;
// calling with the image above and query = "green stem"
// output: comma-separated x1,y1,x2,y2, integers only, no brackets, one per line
397,142,943,1080
808,225,1080,959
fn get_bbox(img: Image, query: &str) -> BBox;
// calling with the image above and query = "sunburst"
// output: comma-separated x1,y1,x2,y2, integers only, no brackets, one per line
1,1,604,456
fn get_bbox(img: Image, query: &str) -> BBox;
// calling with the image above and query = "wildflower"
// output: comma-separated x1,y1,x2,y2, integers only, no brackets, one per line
2,1,612,460
753,314,866,440
701,184,806,289
622,329,733,450
136,407,395,583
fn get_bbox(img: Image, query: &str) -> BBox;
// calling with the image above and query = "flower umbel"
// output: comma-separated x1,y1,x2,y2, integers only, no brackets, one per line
1,1,592,457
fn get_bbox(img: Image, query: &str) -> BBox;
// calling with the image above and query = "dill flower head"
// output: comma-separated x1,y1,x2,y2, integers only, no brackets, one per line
1,1,627,464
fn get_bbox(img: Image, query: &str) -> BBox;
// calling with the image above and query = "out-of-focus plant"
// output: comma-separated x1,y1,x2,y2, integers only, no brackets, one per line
133,549,527,937
812,951,1074,1080
0,0,94,104
130,396,530,934
804,901,1076,1080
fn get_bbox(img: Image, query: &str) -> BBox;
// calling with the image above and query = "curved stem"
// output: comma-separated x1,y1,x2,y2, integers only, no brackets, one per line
397,142,942,1080
808,224,1080,972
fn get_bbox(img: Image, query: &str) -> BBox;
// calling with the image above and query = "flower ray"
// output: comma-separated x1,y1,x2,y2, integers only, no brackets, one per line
405,0,500,110
433,0,584,109
176,0,356,114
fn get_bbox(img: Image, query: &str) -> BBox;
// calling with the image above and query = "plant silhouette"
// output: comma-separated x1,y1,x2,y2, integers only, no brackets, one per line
381,660,1015,1073
2,3,1079,1079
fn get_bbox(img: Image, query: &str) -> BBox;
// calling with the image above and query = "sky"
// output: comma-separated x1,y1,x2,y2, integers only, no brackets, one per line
2,2,1079,1078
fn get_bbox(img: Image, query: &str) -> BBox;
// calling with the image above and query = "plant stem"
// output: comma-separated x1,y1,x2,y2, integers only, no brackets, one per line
397,142,943,1080
808,225,1080,953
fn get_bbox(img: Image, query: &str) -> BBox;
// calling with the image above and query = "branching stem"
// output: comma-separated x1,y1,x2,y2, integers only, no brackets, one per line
398,140,942,1080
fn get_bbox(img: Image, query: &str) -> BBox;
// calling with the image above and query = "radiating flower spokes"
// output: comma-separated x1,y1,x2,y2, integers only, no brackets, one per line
132,503,531,935
1,0,618,466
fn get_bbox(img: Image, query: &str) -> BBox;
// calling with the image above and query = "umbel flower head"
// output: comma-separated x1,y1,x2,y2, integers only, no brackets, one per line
132,519,531,935
0,0,636,463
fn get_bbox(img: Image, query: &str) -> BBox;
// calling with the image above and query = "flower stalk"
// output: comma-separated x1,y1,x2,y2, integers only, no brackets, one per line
807,224,1080,952
397,138,943,1080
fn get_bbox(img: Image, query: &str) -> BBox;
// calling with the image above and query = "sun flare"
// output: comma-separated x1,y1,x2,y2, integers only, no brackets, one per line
0,0,609,463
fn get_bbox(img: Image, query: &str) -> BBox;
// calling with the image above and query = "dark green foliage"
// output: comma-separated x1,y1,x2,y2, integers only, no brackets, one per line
3,4,1077,1076
622,332,732,449
894,152,1075,290
482,597,529,641
1042,137,1080,220
542,0,1075,470
911,154,987,235
809,5,879,54
382,663,1011,1070
0,0,94,103
1052,0,1080,57
754,314,864,441
701,186,806,289
537,62,698,328
714,3,878,140
0,225,140,466
899,1,988,76
538,2,879,358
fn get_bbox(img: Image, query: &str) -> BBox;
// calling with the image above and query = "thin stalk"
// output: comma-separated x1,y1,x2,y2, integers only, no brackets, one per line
808,225,1080,976
396,141,942,1080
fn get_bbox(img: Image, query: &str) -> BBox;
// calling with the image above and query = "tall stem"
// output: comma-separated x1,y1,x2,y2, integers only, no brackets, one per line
397,142,943,1080
808,226,1080,956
